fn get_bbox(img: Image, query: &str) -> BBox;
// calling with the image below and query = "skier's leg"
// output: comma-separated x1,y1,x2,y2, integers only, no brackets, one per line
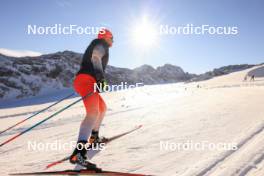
71,94,101,170
77,114,97,142
78,93,100,141
92,95,107,132
70,74,101,170
73,74,99,142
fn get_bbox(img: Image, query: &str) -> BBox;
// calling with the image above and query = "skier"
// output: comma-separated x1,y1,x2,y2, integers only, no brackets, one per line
250,75,255,81
69,28,113,170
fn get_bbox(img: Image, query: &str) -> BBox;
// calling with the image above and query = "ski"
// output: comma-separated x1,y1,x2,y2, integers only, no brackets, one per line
10,169,150,176
46,125,142,169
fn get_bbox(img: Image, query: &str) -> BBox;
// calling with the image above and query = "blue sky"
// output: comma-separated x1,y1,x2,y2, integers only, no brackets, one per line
1,0,264,73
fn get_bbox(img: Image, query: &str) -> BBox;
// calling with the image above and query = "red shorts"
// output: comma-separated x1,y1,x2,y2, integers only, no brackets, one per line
73,74,106,117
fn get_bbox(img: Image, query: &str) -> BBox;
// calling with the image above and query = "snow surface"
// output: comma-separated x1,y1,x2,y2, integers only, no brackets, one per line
0,66,264,176
0,48,42,57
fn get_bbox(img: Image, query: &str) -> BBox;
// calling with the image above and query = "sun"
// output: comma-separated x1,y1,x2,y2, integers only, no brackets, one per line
131,16,159,49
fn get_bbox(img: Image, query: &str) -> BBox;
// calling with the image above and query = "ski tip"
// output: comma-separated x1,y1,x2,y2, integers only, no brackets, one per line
45,164,53,170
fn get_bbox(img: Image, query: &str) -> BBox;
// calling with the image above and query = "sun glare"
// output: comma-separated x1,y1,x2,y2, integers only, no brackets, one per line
131,16,159,49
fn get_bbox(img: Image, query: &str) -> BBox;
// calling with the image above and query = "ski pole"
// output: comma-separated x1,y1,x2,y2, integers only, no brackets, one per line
0,92,75,136
0,92,94,148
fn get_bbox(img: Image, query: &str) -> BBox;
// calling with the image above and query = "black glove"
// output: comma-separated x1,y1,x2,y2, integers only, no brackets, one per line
96,79,108,92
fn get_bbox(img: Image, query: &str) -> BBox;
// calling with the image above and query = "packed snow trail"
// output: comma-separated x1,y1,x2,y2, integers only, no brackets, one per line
0,66,264,176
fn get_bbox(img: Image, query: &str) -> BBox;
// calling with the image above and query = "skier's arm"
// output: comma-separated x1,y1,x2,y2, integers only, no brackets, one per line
91,44,106,81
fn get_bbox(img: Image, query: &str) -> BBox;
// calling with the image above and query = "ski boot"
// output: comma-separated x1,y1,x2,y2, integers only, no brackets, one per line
69,140,102,172
89,130,109,145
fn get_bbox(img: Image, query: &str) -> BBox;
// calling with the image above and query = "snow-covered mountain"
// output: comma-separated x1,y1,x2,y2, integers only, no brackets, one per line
191,64,256,82
0,48,42,57
0,51,80,100
107,64,194,85
0,51,257,100
0,51,194,100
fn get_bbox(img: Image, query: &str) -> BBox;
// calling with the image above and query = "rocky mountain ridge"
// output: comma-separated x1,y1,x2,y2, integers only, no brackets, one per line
0,51,256,100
